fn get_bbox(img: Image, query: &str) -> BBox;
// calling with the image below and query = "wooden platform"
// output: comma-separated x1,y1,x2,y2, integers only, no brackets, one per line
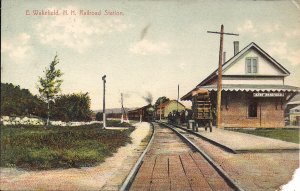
130,124,234,191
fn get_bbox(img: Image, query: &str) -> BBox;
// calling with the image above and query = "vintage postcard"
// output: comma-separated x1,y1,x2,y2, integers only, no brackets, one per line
1,0,299,190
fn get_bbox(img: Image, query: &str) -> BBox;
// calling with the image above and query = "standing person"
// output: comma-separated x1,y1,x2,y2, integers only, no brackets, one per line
175,111,180,124
180,110,185,124
185,110,189,124
171,111,175,123
168,112,172,123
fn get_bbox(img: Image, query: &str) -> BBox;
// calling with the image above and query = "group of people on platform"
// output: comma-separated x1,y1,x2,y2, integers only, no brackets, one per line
167,110,192,124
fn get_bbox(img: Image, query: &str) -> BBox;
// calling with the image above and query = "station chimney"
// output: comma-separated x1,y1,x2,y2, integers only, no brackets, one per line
234,41,239,55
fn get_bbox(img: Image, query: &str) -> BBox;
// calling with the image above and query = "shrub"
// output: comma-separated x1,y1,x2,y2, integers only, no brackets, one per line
96,112,103,121
51,93,93,122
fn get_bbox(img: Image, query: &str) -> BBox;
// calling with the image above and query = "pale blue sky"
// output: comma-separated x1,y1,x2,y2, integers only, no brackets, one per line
1,0,300,110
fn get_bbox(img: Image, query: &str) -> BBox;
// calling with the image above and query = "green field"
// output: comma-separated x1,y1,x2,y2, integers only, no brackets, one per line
0,121,134,170
232,128,300,144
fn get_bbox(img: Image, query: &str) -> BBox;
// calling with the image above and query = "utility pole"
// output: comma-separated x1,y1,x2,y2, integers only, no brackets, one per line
121,93,123,123
102,75,106,129
177,84,179,112
121,93,124,122
160,98,162,121
207,25,238,128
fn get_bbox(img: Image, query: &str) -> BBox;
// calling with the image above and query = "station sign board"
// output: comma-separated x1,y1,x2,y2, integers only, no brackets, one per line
253,93,284,97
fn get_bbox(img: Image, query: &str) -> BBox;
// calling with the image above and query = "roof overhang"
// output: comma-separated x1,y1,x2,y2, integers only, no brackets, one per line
199,84,300,92
181,88,197,101
181,84,300,101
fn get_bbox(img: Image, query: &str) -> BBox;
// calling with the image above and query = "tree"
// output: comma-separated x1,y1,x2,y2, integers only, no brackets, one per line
95,112,103,121
154,96,170,110
37,54,63,126
1,83,47,117
51,93,92,122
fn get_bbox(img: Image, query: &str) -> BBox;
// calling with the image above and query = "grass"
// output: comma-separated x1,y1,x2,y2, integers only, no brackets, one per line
0,121,134,170
231,128,300,144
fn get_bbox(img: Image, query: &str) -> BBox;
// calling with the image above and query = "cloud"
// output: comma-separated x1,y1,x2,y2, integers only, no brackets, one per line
285,29,300,38
179,62,186,70
237,20,257,35
237,20,281,36
267,41,300,66
1,33,33,62
261,23,280,33
36,6,129,53
129,39,171,55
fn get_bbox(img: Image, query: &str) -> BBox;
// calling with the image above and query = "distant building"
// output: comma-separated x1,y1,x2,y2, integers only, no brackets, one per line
285,94,300,125
285,94,300,114
182,42,299,128
289,106,300,126
156,100,185,118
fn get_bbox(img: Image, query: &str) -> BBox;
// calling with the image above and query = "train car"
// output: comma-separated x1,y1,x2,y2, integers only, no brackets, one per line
192,89,213,132
127,104,154,122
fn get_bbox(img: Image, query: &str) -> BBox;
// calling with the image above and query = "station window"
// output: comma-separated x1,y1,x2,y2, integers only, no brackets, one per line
248,101,257,118
246,58,258,74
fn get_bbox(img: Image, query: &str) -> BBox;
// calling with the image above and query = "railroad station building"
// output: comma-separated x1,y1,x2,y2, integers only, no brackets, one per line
181,42,299,128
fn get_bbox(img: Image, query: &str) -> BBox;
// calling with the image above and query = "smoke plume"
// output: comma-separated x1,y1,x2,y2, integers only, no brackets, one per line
142,91,153,105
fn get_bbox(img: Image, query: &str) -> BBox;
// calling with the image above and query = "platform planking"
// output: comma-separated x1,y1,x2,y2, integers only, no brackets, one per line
129,123,234,191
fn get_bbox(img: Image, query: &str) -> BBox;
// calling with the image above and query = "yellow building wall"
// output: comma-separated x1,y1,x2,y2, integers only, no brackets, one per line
163,101,185,117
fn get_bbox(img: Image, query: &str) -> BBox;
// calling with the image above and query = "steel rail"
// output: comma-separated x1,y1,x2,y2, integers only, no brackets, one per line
119,122,156,191
159,122,245,191
168,122,237,154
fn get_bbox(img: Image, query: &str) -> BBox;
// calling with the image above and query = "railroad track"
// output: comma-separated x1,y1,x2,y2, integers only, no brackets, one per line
121,122,243,191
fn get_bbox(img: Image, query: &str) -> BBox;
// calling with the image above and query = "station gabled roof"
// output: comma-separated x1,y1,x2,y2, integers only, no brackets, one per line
197,42,290,87
181,42,294,101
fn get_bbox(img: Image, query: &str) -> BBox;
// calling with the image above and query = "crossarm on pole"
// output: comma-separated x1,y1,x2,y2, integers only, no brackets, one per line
207,31,239,36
